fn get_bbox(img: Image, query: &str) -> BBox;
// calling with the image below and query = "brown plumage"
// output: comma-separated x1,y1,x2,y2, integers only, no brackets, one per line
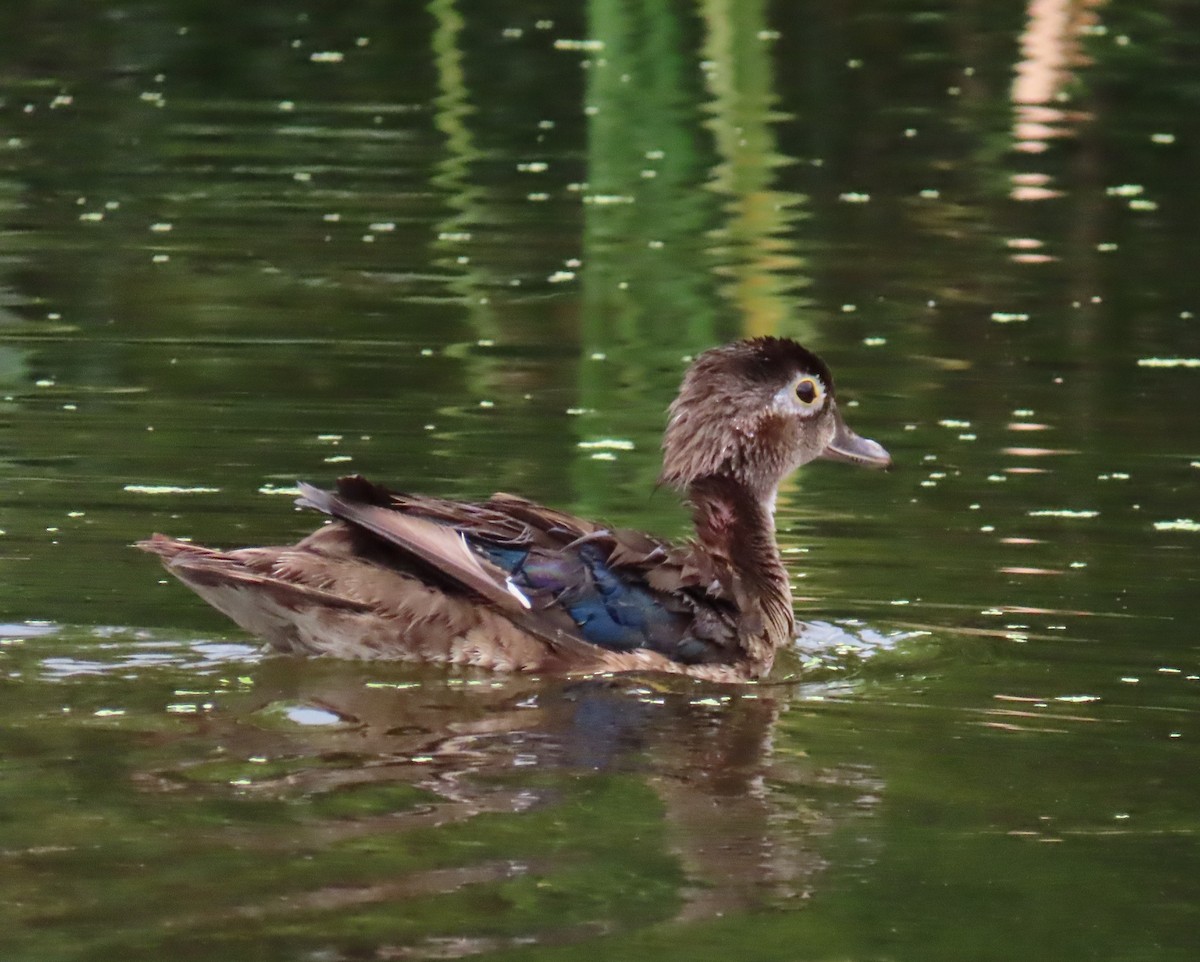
139,337,891,682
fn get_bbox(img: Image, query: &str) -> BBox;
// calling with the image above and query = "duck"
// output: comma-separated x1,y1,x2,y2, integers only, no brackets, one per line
139,336,891,683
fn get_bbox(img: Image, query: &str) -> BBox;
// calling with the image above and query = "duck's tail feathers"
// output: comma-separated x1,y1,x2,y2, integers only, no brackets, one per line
136,535,377,655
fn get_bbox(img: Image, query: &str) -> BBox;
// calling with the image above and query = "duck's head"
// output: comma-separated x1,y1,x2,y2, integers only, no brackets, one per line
660,337,891,500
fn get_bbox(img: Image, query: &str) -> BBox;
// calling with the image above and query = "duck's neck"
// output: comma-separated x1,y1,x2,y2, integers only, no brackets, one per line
687,475,794,668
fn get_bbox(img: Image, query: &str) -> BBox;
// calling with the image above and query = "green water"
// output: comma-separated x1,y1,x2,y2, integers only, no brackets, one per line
2,2,1198,960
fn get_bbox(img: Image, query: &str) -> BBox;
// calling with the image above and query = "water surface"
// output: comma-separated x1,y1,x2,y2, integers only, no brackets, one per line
2,2,1198,960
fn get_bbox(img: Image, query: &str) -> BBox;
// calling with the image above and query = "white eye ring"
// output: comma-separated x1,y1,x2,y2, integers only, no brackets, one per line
794,376,823,406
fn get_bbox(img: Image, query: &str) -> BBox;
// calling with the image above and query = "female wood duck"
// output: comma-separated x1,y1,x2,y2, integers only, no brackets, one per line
140,337,890,683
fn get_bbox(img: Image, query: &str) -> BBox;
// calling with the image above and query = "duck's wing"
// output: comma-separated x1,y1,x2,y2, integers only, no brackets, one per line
139,530,599,671
299,476,742,666
295,481,532,615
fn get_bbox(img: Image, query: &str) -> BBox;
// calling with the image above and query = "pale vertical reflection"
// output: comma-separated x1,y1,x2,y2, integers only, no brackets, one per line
573,0,726,521
0,172,32,382
580,0,721,352
698,0,811,340
1010,0,1104,198
428,0,498,339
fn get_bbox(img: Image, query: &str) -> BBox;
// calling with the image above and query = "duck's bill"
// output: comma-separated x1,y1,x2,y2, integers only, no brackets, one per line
820,413,892,469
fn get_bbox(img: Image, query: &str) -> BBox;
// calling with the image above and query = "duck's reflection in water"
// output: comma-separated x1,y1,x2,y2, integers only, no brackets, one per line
153,658,882,929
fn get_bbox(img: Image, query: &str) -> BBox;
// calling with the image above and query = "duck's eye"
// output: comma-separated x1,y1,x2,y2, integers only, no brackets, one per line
795,377,820,405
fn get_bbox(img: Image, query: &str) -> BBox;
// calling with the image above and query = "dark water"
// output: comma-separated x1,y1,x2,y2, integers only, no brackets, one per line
2,2,1199,960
